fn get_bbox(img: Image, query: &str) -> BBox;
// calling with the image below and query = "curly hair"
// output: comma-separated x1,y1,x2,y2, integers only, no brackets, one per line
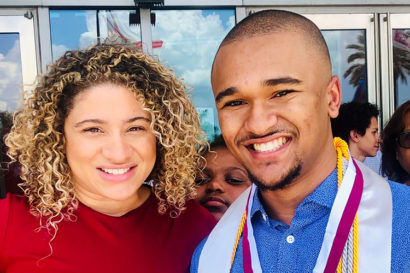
5,44,207,233
381,100,410,183
331,101,379,143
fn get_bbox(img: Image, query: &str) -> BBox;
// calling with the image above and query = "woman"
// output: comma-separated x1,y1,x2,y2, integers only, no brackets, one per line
195,135,251,221
0,44,216,272
381,100,410,185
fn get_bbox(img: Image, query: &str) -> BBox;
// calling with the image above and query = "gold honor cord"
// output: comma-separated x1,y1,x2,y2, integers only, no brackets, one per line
229,138,359,273
334,137,358,273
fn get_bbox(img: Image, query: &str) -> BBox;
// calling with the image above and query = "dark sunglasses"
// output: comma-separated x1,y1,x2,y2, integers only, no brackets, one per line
396,131,410,149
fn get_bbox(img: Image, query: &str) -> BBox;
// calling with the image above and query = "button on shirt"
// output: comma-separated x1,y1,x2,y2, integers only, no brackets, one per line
191,169,338,273
190,170,410,273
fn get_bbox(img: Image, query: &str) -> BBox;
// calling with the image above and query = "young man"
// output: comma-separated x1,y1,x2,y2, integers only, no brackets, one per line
191,10,409,273
331,102,381,162
195,135,252,221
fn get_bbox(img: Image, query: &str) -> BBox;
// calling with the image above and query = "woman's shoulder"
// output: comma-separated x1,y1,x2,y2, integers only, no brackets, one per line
0,193,29,215
0,193,31,227
176,199,217,233
0,193,32,260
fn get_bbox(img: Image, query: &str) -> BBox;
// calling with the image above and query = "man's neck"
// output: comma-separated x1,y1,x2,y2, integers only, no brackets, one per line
259,143,337,226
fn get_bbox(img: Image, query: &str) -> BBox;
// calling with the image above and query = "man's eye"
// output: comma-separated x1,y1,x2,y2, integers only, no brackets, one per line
273,90,293,97
223,100,246,108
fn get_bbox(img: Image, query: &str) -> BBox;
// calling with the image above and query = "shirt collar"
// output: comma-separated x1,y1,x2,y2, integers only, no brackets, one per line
250,168,338,219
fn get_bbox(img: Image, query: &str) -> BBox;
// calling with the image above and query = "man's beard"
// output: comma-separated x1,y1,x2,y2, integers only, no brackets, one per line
248,161,302,191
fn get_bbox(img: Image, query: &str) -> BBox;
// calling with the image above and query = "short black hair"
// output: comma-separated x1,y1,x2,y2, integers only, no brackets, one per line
218,9,330,64
331,101,379,143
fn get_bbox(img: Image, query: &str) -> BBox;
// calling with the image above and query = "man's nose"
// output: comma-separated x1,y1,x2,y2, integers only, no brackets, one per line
245,103,278,136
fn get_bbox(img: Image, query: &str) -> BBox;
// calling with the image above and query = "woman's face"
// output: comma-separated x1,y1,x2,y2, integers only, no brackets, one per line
64,83,156,206
396,111,410,177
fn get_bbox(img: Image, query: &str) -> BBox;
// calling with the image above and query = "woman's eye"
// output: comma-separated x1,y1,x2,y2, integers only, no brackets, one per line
129,126,145,132
83,127,101,133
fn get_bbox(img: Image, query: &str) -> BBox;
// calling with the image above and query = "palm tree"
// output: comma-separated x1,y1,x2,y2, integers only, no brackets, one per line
343,34,367,102
344,31,410,104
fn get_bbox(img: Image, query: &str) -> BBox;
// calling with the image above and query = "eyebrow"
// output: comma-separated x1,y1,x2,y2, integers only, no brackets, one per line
215,77,302,103
225,166,247,173
74,116,151,128
263,77,302,86
215,87,236,103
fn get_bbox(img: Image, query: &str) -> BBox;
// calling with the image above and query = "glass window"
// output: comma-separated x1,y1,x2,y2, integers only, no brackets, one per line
151,9,235,141
0,32,24,197
322,30,368,103
0,33,23,112
50,10,98,61
50,10,142,62
98,10,141,46
392,29,410,108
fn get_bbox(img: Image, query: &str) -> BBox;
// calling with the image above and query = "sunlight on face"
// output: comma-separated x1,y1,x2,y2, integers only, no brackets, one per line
64,83,156,210
211,31,340,190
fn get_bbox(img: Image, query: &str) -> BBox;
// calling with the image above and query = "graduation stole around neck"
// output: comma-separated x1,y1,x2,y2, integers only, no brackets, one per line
231,138,361,273
198,138,392,273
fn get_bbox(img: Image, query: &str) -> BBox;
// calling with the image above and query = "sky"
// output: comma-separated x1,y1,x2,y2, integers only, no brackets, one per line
0,33,23,112
49,9,235,139
48,10,410,138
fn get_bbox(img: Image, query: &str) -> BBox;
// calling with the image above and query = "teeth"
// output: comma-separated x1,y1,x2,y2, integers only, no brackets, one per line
253,137,287,152
101,168,130,175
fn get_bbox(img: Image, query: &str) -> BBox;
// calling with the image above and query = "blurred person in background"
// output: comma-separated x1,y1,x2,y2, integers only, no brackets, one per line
331,101,381,163
196,135,251,221
382,100,410,185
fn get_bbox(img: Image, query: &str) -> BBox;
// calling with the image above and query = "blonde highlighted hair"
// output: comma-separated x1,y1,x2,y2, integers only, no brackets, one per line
5,44,207,232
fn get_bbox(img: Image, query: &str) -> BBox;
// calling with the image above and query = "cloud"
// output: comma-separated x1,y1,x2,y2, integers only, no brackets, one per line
0,39,23,111
78,11,98,49
94,9,234,113
150,10,234,111
52,44,69,61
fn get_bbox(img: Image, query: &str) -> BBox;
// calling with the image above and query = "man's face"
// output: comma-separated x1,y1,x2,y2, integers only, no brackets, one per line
211,32,341,190
356,116,380,157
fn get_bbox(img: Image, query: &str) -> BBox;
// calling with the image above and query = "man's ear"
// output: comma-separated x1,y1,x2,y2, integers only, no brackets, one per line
327,75,342,119
350,130,360,143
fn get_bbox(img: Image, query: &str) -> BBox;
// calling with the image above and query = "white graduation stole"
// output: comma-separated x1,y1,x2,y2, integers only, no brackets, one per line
198,160,392,273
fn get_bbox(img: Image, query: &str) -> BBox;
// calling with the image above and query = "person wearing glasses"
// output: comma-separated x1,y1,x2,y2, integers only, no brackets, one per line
382,100,410,185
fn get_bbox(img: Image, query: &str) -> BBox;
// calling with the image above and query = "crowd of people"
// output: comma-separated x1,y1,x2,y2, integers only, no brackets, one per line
0,9,409,273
